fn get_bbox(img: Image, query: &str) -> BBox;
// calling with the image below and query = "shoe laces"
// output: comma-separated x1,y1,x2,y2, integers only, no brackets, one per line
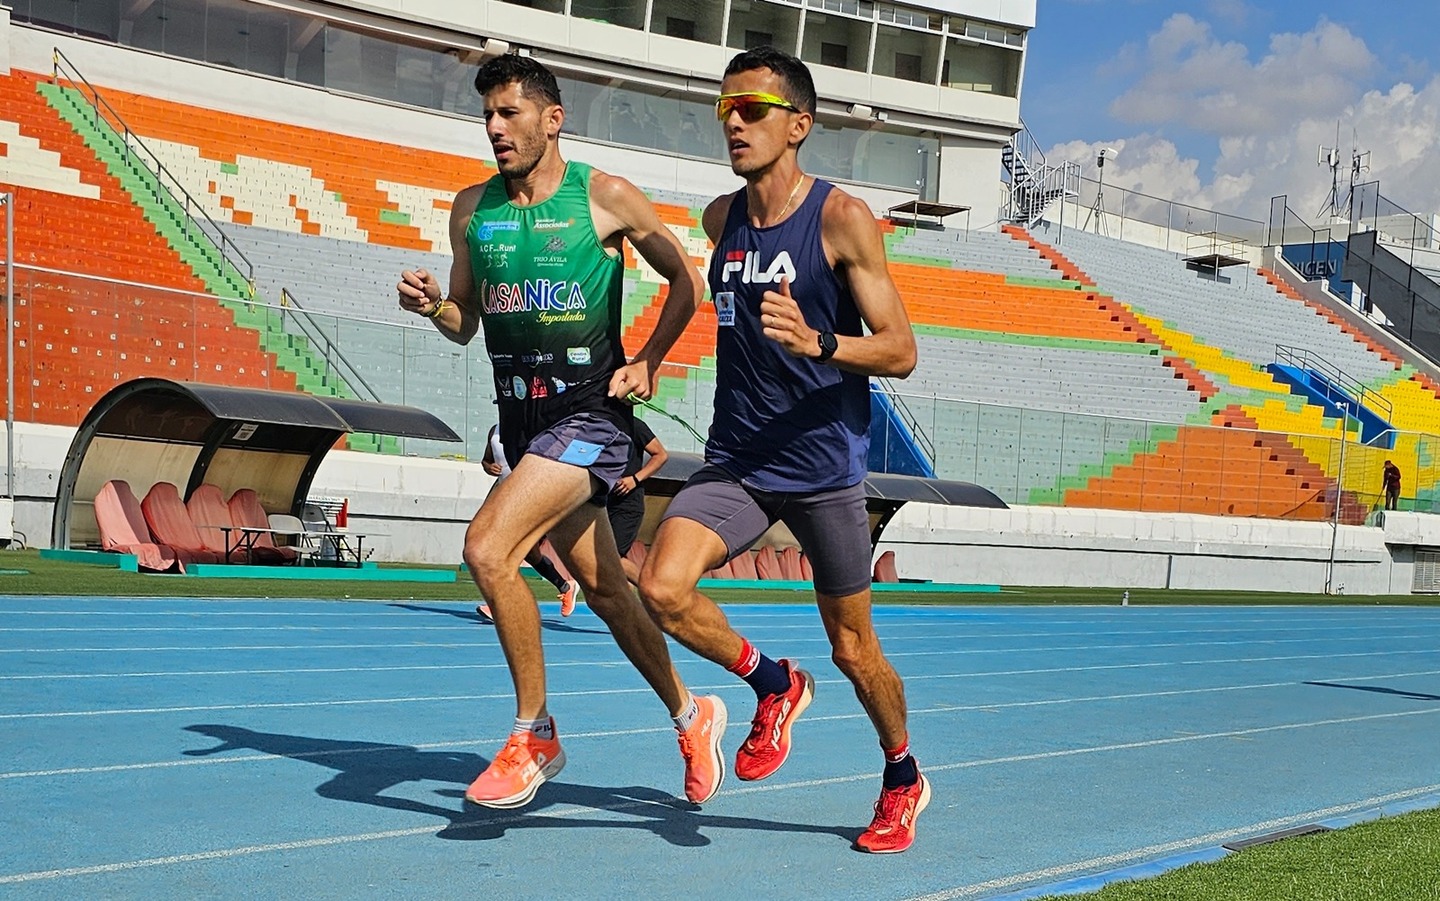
676,730,695,760
871,783,909,825
489,735,531,775
745,696,783,751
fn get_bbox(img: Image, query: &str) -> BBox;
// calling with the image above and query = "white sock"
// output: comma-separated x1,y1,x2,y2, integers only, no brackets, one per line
671,695,699,732
513,716,553,741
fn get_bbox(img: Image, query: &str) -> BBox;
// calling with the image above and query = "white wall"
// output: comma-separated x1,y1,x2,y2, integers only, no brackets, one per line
7,420,1431,594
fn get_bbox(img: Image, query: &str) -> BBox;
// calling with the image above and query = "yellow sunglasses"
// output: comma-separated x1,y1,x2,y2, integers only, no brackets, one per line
715,91,801,122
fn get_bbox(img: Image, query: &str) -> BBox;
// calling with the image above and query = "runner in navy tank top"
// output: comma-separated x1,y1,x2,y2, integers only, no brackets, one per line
706,179,870,491
616,47,929,853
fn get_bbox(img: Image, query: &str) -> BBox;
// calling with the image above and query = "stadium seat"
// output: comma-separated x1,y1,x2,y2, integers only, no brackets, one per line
226,489,299,565
141,482,225,566
873,550,900,584
779,546,804,581
755,545,782,579
92,479,179,573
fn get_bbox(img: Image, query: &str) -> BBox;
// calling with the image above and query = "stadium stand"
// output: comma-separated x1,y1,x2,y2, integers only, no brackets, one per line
11,56,1440,526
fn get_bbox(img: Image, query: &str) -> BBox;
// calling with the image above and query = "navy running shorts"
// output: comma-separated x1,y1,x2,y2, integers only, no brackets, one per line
661,465,872,596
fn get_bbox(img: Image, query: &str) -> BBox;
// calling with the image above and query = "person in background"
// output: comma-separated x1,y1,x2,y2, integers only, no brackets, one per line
475,424,579,620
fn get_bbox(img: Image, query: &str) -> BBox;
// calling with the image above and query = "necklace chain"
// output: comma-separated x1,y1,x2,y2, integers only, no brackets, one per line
770,174,806,224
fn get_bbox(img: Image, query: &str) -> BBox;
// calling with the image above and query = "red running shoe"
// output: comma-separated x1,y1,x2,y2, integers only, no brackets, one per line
734,659,814,781
855,773,931,854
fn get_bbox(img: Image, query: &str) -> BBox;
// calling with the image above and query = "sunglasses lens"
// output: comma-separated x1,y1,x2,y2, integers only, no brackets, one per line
717,97,774,122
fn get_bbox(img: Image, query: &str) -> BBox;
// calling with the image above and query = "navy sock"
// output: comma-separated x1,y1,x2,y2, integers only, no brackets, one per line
883,755,919,788
727,640,792,699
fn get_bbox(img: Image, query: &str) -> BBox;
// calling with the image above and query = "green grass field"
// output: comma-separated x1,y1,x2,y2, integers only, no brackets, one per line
1034,806,1440,900
2,546,1438,898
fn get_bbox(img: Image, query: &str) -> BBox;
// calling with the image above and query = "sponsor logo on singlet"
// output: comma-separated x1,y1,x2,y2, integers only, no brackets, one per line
521,350,555,367
480,279,590,324
567,347,592,365
719,250,797,285
511,376,526,400
533,218,574,232
477,220,522,240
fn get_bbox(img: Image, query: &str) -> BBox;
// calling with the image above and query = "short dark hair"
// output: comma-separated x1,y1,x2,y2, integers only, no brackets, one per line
724,46,816,115
474,54,562,108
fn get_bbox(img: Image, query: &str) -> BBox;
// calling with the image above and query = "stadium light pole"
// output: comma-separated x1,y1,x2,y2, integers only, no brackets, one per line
1325,407,1350,594
2,190,12,504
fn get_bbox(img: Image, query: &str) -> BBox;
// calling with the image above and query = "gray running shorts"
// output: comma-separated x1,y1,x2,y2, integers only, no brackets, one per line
661,465,872,596
522,412,633,505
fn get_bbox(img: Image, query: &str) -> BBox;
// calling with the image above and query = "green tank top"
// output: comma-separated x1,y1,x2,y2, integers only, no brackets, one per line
466,161,628,442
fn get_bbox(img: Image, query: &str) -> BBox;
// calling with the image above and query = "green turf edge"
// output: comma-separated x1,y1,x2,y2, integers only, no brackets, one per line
5,550,1440,604
1026,803,1440,901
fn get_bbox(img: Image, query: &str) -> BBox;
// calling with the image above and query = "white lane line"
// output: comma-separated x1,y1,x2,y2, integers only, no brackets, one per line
904,783,1440,901
0,620,1428,637
8,665,1439,781
2,709,1437,885
6,648,1439,720
6,633,1439,680
5,622,1438,654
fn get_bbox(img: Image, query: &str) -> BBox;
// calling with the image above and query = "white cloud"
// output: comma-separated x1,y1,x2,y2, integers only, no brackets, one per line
1047,16,1440,223
1111,15,1374,138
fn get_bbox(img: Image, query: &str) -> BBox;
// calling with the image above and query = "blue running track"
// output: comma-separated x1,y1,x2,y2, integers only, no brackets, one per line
2,596,1439,899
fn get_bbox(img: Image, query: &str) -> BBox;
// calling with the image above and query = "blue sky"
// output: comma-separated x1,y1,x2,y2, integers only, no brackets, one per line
1020,0,1440,220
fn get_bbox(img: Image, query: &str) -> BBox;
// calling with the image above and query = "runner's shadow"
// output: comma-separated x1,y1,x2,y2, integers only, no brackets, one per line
1304,681,1440,702
388,603,610,635
182,725,859,847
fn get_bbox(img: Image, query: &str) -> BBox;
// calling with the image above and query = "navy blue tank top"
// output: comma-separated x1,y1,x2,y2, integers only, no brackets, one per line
705,179,869,491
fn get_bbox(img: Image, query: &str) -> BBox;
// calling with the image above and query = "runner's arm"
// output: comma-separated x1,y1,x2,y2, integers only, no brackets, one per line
397,185,483,345
590,172,705,401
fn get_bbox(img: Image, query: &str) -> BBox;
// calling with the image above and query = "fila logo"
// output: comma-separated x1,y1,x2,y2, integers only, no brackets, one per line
720,250,797,285
771,698,793,746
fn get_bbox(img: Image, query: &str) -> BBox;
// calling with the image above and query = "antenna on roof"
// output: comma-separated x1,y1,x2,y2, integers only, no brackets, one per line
1317,121,1344,221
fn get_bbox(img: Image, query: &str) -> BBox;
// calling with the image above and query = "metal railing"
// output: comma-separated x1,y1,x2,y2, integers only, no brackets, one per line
50,48,255,295
1063,175,1267,251
279,289,381,404
874,377,936,462
1274,344,1394,427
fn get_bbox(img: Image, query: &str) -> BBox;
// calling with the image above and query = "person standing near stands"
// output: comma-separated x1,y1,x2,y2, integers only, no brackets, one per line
475,424,579,620
610,416,668,585
1384,459,1402,511
396,54,725,810
610,47,926,853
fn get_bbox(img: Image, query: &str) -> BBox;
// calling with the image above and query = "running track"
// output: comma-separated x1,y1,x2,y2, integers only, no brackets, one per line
1,597,1438,899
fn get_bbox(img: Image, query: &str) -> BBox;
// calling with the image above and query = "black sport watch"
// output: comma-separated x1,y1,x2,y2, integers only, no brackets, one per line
816,331,838,363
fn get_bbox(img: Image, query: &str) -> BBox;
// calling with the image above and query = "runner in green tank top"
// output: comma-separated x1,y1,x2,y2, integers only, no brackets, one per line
395,55,726,812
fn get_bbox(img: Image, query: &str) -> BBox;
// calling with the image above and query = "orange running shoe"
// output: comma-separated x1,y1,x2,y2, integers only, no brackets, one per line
735,659,814,781
475,602,493,622
557,580,579,617
464,723,566,809
855,773,931,854
676,695,728,804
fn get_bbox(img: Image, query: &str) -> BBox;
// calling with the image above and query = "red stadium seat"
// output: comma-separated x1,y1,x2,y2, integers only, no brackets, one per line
93,479,178,573
141,481,224,566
